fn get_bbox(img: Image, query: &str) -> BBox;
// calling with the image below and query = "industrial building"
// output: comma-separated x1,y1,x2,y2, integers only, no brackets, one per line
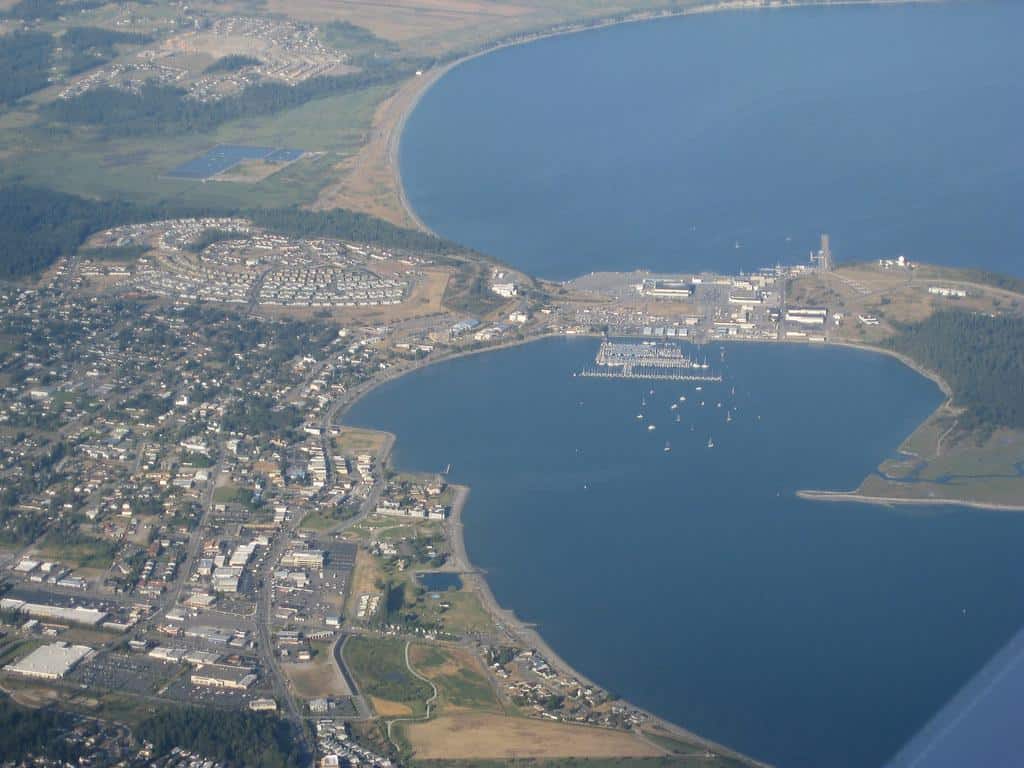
4,642,92,680
0,598,107,627
641,279,693,298
191,664,257,690
785,307,828,326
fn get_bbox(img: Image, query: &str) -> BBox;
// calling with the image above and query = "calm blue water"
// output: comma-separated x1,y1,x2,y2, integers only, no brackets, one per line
401,1,1024,280
418,572,463,592
346,338,1024,768
165,144,297,179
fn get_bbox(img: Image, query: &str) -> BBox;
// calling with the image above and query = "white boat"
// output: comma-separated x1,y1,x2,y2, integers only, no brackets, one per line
670,403,678,410
707,436,715,449
664,441,671,452
636,413,644,420
648,424,656,431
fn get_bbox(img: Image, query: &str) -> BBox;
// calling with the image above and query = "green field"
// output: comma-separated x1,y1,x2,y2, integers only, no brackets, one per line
409,644,499,712
37,531,116,569
343,636,433,715
0,84,390,211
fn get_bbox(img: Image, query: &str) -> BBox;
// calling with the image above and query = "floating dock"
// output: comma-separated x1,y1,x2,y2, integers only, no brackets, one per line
579,340,722,382
578,368,722,382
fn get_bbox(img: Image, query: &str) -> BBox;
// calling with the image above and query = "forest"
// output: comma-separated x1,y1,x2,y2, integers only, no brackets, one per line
137,707,305,768
884,310,1024,432
0,26,152,106
0,31,53,105
0,696,82,764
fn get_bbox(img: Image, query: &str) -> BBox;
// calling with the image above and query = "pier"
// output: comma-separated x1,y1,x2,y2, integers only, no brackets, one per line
578,368,722,382
580,340,722,381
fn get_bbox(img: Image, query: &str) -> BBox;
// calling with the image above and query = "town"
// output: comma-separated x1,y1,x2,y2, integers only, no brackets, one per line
0,224,1001,767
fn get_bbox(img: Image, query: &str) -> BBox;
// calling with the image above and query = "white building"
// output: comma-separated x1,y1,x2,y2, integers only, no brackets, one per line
4,642,92,680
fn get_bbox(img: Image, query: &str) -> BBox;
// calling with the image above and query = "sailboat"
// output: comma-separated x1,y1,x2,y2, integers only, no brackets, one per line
707,436,715,449
675,413,681,423
664,441,671,453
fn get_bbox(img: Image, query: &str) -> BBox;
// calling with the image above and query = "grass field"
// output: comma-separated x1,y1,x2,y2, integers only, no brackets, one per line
400,712,664,761
335,427,392,458
408,643,501,712
299,507,343,531
344,636,433,717
0,83,386,211
429,589,494,635
858,426,1024,506
36,533,116,569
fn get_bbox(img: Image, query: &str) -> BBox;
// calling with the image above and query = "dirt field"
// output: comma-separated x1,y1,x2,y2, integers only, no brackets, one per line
402,712,665,759
282,642,352,698
347,547,385,621
371,696,414,716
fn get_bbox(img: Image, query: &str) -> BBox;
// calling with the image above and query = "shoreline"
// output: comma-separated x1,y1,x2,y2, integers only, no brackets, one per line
385,0,949,233
335,334,769,765
330,329,987,764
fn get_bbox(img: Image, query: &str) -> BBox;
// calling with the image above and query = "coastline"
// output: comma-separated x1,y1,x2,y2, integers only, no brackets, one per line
331,329,986,764
337,0,970,756
334,333,769,765
385,0,949,233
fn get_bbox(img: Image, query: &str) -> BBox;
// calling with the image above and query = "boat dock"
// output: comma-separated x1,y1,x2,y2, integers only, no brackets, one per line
578,368,722,382
579,340,722,382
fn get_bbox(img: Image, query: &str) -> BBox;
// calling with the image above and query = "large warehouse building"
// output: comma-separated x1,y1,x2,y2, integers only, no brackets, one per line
4,642,92,680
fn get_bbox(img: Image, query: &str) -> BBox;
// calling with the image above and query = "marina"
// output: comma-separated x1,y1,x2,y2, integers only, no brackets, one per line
579,340,722,382
579,369,722,382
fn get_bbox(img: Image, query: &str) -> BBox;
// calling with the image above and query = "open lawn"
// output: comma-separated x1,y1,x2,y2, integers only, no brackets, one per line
430,589,494,635
335,427,393,458
401,712,664,760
